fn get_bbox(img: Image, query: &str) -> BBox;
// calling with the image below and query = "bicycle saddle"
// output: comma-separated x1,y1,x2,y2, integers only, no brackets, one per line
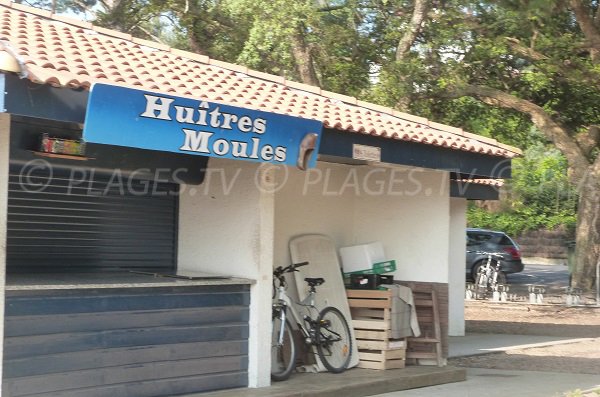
304,277,325,287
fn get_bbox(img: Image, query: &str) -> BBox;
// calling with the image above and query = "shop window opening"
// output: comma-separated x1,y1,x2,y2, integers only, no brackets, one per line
6,165,179,273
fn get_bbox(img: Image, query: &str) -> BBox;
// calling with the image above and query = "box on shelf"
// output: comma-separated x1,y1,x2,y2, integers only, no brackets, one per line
350,274,393,290
339,242,385,273
343,260,396,276
342,260,397,288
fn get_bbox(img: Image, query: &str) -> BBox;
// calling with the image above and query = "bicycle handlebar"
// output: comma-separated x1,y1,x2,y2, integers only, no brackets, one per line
274,261,309,278
474,251,505,259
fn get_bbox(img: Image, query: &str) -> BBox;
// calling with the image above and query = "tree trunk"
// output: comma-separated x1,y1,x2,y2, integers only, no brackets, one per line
572,155,600,291
569,0,600,64
188,23,207,56
395,0,429,62
394,0,429,110
290,28,320,87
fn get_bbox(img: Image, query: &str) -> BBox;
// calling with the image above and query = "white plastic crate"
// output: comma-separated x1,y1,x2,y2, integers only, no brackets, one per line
339,242,386,273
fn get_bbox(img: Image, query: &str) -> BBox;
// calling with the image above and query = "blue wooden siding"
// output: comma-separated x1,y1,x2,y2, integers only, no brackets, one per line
3,284,250,397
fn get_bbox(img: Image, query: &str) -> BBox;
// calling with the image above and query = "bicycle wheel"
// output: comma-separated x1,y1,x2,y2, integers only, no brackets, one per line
271,313,296,381
495,270,507,285
474,271,488,299
315,306,352,373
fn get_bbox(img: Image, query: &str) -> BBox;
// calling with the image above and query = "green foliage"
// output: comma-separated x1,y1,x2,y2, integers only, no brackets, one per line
232,0,306,74
512,143,578,208
425,97,540,149
467,204,576,237
468,144,578,236
231,0,372,93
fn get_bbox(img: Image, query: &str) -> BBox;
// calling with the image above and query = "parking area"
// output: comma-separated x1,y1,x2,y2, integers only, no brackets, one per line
508,263,570,295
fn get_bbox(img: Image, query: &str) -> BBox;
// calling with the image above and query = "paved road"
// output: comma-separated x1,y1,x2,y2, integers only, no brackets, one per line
508,265,569,289
467,263,571,300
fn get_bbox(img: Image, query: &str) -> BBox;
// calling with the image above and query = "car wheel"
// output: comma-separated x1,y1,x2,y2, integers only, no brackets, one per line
496,271,507,285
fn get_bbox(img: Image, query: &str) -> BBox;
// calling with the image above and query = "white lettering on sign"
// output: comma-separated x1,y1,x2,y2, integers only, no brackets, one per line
141,94,286,163
353,144,381,162
141,95,267,134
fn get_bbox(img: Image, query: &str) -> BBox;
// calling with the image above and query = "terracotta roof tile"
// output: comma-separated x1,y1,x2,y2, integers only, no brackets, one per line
0,2,521,158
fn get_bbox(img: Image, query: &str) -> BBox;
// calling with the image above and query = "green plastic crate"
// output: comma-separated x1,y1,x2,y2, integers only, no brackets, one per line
342,260,396,277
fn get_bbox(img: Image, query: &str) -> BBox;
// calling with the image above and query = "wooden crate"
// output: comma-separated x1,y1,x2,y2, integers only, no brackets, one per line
346,289,406,370
358,347,406,370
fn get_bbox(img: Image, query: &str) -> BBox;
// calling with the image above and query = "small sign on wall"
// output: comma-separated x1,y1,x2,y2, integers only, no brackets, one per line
83,83,323,170
352,144,381,162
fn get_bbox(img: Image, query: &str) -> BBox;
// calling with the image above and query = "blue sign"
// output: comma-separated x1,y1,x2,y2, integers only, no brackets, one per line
83,83,323,169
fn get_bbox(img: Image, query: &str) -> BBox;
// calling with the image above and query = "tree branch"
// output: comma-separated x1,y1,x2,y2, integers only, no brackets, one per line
576,125,600,158
315,1,348,12
570,0,600,63
395,0,429,62
505,37,548,62
135,24,167,45
72,0,98,18
504,36,599,85
447,84,590,180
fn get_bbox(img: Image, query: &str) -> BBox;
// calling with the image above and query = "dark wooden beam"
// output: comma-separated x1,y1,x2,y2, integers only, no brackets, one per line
450,181,500,200
320,129,512,179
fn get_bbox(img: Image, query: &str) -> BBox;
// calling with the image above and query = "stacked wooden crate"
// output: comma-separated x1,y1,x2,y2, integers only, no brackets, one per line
346,289,406,370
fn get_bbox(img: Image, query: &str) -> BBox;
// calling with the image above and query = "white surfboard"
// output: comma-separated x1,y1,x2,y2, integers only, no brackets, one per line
289,234,360,371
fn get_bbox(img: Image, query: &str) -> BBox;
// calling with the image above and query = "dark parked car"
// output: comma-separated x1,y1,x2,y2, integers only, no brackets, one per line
466,228,524,281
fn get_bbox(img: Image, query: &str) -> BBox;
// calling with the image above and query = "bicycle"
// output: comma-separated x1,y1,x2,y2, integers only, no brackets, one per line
473,252,507,299
271,261,352,381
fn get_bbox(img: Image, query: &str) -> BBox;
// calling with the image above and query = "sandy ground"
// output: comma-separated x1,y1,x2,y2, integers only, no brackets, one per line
464,301,600,326
451,300,600,384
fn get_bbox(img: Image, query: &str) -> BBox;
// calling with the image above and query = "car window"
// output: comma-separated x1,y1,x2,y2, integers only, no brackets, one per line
499,235,514,246
467,232,493,246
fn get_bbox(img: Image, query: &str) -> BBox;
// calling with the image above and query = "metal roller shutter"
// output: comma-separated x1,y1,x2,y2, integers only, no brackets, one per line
7,165,178,270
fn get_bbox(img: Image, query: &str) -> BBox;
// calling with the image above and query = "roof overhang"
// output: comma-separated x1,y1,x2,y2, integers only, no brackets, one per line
2,73,513,188
450,180,501,200
320,128,511,179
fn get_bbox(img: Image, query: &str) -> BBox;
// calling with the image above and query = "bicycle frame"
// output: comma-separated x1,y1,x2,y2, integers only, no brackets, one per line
472,252,505,300
271,262,352,379
273,283,319,343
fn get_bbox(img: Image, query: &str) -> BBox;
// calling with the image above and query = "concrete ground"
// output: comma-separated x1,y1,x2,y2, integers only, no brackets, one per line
196,366,466,397
193,332,600,397
373,367,600,397
374,332,600,397
448,332,591,357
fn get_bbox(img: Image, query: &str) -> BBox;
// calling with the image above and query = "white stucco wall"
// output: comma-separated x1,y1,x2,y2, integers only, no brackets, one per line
0,114,10,387
274,163,451,283
448,197,467,336
273,162,355,266
178,158,274,388
352,167,450,282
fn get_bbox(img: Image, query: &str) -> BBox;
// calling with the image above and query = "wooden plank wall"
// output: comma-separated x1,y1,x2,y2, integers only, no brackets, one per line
397,281,449,358
3,284,250,397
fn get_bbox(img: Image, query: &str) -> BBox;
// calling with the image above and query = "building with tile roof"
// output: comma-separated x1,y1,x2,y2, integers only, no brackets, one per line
0,2,520,396
0,1,520,161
